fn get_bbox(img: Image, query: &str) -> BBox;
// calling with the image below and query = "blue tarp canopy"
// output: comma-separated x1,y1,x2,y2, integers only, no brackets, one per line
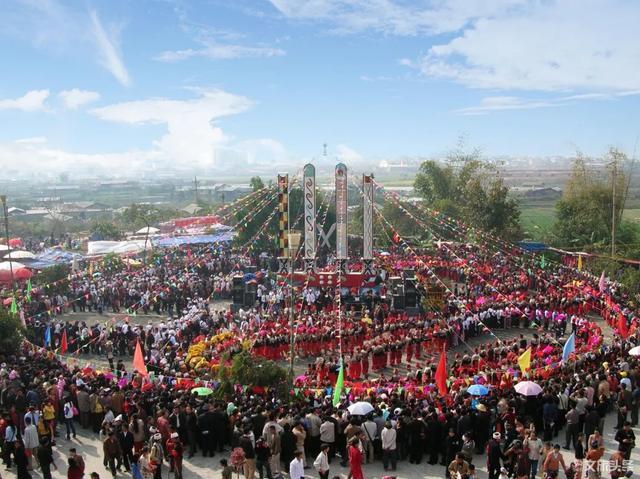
25,247,84,269
153,232,236,248
518,241,548,252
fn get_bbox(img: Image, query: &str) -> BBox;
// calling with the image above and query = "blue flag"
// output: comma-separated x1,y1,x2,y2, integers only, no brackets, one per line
44,325,51,347
562,333,575,362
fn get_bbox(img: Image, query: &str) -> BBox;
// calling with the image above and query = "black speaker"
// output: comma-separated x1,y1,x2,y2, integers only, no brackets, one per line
244,282,258,307
404,277,417,293
232,276,244,304
244,292,256,308
405,291,418,308
392,294,405,311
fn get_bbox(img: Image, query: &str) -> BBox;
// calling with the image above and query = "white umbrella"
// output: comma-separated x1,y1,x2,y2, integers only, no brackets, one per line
629,346,640,356
136,226,160,235
347,401,375,416
0,245,9,251
0,261,26,270
3,251,35,259
514,380,543,396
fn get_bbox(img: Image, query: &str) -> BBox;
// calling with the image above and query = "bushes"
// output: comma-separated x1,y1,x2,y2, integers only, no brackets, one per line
0,309,25,355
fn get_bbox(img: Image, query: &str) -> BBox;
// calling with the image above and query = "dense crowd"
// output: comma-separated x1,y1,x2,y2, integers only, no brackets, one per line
1,240,639,479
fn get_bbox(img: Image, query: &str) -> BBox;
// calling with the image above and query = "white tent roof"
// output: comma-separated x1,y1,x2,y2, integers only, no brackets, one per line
3,251,35,259
0,261,26,270
87,240,149,256
135,226,160,235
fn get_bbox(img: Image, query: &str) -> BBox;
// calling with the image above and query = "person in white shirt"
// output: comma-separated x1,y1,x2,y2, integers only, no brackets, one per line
23,416,39,470
381,421,397,471
289,451,305,479
319,418,336,461
362,417,377,464
313,444,330,479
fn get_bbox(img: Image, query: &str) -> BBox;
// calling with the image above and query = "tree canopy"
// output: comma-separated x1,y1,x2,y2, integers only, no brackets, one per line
554,150,633,251
0,309,25,355
250,176,265,192
413,146,521,240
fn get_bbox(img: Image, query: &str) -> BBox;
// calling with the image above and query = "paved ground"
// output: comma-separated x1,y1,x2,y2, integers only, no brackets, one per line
17,309,636,479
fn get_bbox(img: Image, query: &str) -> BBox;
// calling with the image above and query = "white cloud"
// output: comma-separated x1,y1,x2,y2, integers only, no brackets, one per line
0,137,160,174
414,0,640,92
335,144,364,164
271,0,640,94
269,0,523,36
456,96,558,115
58,89,101,109
0,3,133,87
457,90,640,115
89,10,131,86
156,43,285,62
0,90,49,112
91,88,253,168
1,88,296,176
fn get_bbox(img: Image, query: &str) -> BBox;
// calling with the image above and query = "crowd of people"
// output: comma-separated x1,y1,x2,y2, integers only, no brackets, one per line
0,236,639,479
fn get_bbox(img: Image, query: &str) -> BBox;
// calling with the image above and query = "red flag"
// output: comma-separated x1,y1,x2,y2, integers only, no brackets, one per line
618,314,629,339
60,330,68,354
435,347,448,396
133,340,148,376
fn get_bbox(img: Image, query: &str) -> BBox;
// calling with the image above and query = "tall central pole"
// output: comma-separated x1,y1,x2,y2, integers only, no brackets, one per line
335,164,348,359
612,160,617,257
277,174,294,385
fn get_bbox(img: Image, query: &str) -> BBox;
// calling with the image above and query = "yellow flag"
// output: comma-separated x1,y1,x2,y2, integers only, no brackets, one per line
518,347,531,374
577,255,583,270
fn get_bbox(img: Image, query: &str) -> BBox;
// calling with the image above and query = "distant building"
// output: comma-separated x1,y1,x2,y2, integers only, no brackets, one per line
6,207,26,216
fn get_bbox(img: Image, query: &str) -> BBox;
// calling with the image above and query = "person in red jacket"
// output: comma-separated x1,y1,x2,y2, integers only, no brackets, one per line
166,432,183,479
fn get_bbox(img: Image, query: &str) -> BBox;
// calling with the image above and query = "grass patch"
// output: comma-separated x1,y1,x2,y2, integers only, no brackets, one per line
520,205,556,239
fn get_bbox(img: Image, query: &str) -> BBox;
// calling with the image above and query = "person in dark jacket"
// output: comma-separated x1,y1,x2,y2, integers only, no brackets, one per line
239,428,256,479
117,422,135,472
486,432,504,479
169,405,187,444
280,424,296,470
36,437,56,479
255,436,272,479
442,427,461,475
425,412,441,465
210,404,227,453
474,407,490,454
197,404,215,457
103,430,123,477
408,414,425,464
185,405,199,458
15,440,31,479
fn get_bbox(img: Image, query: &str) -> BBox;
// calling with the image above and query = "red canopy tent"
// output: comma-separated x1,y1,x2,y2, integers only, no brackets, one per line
0,268,32,282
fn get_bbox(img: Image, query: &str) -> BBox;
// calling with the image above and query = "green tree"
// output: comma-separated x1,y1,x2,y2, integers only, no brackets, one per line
554,150,633,250
119,204,183,230
250,176,265,192
413,145,521,239
0,309,25,355
90,220,122,240
230,350,287,387
36,264,70,294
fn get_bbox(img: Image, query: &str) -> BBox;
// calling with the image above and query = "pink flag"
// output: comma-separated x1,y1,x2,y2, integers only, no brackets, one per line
598,270,606,293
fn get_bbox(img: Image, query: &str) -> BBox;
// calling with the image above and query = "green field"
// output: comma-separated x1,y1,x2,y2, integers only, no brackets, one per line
519,204,640,241
520,205,556,238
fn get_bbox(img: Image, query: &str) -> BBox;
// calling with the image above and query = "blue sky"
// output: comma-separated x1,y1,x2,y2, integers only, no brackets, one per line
0,0,639,175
